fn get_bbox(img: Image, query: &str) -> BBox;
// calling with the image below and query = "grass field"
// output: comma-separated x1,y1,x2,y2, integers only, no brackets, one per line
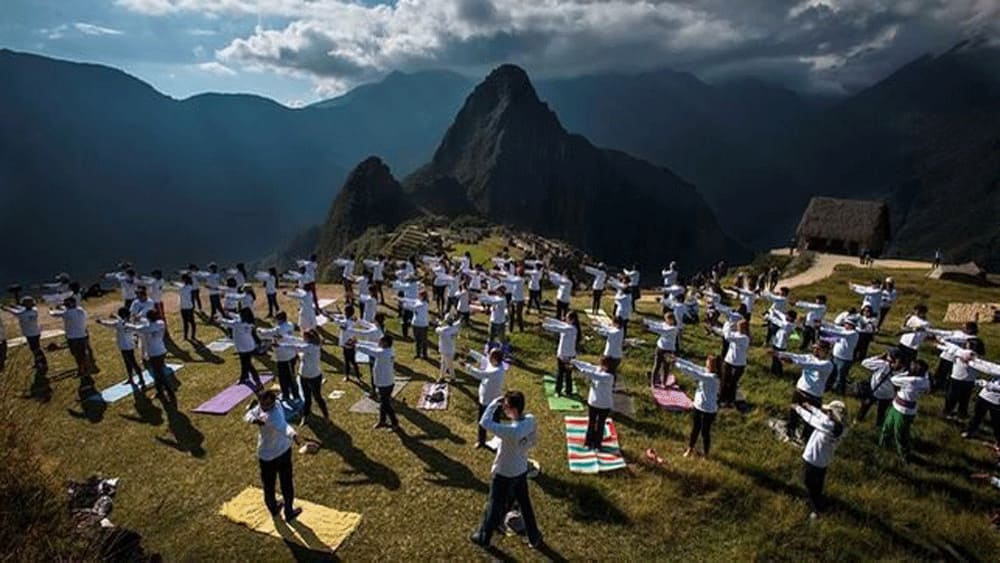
2,262,999,561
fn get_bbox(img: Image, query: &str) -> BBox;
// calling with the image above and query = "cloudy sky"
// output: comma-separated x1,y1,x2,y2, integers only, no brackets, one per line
1,0,996,106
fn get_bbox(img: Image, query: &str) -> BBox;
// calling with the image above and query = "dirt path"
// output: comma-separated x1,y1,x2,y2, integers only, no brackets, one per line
771,249,933,288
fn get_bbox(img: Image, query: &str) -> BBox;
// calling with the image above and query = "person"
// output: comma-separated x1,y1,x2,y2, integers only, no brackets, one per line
762,286,790,345
674,356,721,458
821,317,859,395
129,285,156,323
548,271,573,320
355,335,400,430
661,261,679,290
49,297,92,379
288,330,328,423
853,306,877,361
766,309,798,376
0,315,6,372
594,317,625,384
298,255,320,310
455,281,472,324
399,290,431,360
262,267,280,317
4,297,47,371
624,265,641,310
244,390,302,522
794,401,847,519
583,263,607,315
333,304,363,382
435,315,462,382
105,268,138,308
938,339,985,419
608,274,633,339
391,275,419,339
857,350,905,427
285,288,318,333
204,263,224,319
173,274,197,341
933,249,942,270
363,256,386,304
644,312,679,387
929,322,980,391
708,319,750,407
465,348,507,449
469,391,543,550
126,310,175,402
219,309,263,388
542,313,580,396
795,295,827,351
525,264,544,316
878,277,897,330
499,269,526,333
879,359,931,460
571,357,615,450
849,280,883,317
478,287,509,345
775,341,834,443
186,264,204,312
258,312,301,403
768,267,780,292
963,357,1000,444
896,305,930,363
141,270,167,325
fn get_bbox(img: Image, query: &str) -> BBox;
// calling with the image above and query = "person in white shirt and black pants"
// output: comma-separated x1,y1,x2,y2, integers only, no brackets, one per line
245,390,302,522
572,357,615,450
176,274,197,341
50,296,92,382
264,267,280,318
794,401,847,519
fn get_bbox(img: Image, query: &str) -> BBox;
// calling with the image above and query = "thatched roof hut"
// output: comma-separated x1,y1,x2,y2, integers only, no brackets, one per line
796,197,890,256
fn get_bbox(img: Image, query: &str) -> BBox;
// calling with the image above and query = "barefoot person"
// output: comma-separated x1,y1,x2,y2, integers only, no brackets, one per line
470,391,543,550
674,356,721,458
244,390,302,522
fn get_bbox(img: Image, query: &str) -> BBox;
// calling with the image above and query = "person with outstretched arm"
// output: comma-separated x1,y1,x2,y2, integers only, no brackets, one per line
257,312,300,403
644,312,679,387
857,350,906,427
478,288,509,345
963,357,1000,445
583,263,607,315
762,286,790,345
218,309,264,388
435,314,462,383
794,401,847,519
125,310,175,402
895,305,930,364
938,339,985,419
4,297,47,371
285,330,328,424
571,358,615,450
879,359,931,460
244,390,302,522
355,335,400,430
363,256,386,303
773,340,834,443
608,274,633,339
548,271,573,321
928,322,980,391
98,307,144,386
469,391,543,550
542,314,580,396
795,295,827,351
594,317,625,383
820,317,859,395
49,296,92,379
674,356,721,458
465,348,507,449
707,319,750,407
525,265,544,316
399,290,431,359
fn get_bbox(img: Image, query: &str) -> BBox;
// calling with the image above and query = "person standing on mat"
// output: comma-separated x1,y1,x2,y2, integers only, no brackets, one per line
478,287,509,345
794,400,847,519
774,340,834,443
571,357,615,450
465,348,507,449
674,355,720,458
435,314,462,383
173,274,197,341
644,312,679,387
525,264,544,316
594,317,625,385
129,285,156,324
795,295,827,351
245,390,302,522
548,270,573,321
608,274,633,339
356,335,400,431
49,296,92,380
879,359,931,460
219,309,263,388
126,310,175,402
98,308,143,387
963,357,1000,445
542,314,580,397
470,391,543,550
4,297,47,372
708,319,750,408
258,312,300,404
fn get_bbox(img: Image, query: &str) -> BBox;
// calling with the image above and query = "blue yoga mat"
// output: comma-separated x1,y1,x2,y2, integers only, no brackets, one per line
86,364,184,403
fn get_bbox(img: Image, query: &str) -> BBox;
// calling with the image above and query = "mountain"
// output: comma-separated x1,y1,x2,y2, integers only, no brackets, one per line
314,64,746,272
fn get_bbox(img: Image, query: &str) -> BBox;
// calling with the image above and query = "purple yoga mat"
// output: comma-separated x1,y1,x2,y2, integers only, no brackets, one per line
192,374,274,415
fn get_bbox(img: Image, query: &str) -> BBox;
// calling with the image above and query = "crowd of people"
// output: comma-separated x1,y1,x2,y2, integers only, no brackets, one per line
1,249,998,547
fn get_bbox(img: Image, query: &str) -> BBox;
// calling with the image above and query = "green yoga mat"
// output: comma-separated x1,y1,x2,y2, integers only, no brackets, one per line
543,375,586,411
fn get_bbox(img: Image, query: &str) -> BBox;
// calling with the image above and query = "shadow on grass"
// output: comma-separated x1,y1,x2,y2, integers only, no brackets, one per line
396,401,466,444
306,418,401,490
532,473,631,526
188,339,226,365
395,425,488,493
120,390,163,426
155,399,206,457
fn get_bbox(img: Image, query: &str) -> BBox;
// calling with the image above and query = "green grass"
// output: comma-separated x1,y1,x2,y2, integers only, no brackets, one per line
2,265,999,560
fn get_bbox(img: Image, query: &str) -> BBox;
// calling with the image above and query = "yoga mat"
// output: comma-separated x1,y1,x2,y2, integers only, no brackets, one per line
585,310,614,328
85,364,184,403
318,298,336,309
348,378,409,414
193,374,274,415
357,351,371,364
206,338,234,352
9,329,65,348
219,487,361,553
612,392,635,416
651,374,692,411
417,383,449,410
564,416,626,474
543,375,586,411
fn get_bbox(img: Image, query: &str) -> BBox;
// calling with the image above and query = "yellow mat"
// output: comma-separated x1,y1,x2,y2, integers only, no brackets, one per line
219,487,361,553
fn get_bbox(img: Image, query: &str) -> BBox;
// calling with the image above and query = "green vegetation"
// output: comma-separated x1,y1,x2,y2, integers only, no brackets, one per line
1,264,998,560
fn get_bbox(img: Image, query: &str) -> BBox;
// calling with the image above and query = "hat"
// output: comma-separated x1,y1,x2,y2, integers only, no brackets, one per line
823,400,847,424
885,277,894,283
843,315,859,326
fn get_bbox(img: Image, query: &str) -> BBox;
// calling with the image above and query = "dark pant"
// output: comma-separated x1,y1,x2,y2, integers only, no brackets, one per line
528,289,542,314
239,352,262,387
343,346,360,378
475,471,542,546
378,384,398,426
770,346,786,376
787,389,822,440
689,409,716,454
413,326,429,358
121,349,142,379
489,322,506,343
799,325,817,351
27,335,46,369
301,376,328,419
555,300,569,321
124,298,134,310
828,358,853,395
401,309,413,338
585,406,610,450
765,321,778,347
191,289,202,311
631,286,640,308
618,317,629,340
652,348,672,385
857,397,891,427
933,358,954,391
854,332,874,361
148,354,174,400
374,280,384,303
509,301,524,332
266,293,280,317
209,294,224,318
803,461,827,513
0,340,6,371
944,379,975,417
897,345,917,365
591,290,603,314
720,363,745,405
433,285,446,313
276,360,299,401
967,398,1000,443
67,337,90,377
181,308,196,340
259,447,295,519
878,306,891,329
555,358,573,395
477,402,488,446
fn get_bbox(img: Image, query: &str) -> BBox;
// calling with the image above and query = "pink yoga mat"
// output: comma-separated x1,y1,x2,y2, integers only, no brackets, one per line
193,374,274,415
651,378,692,412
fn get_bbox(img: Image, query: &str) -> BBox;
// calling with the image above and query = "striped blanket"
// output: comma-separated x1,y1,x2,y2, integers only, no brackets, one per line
565,416,627,474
